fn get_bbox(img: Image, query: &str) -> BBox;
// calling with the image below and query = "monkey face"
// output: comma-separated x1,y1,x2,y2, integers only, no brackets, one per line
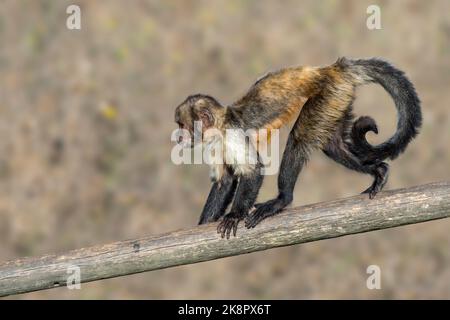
174,101,196,148
174,94,223,148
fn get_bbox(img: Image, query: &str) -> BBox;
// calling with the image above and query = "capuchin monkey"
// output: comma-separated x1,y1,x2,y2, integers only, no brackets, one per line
174,57,422,239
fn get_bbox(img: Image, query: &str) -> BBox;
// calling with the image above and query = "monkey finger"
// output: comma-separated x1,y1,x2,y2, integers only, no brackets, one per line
226,222,233,239
221,220,231,238
221,223,228,238
217,221,225,235
246,209,266,228
244,216,255,228
232,221,238,237
247,218,258,229
245,210,259,227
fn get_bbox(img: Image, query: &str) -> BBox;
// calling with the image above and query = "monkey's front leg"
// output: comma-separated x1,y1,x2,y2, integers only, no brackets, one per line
217,170,263,239
246,135,308,229
198,173,237,225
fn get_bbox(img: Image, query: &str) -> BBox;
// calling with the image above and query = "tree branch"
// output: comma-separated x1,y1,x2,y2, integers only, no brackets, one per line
0,182,449,297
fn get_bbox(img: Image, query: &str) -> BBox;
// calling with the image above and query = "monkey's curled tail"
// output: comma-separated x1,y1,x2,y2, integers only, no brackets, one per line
342,57,422,164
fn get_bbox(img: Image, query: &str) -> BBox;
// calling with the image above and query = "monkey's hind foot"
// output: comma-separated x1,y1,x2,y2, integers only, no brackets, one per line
245,195,291,229
217,211,245,239
362,162,389,199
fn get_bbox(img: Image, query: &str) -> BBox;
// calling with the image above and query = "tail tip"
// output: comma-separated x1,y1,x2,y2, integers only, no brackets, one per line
353,116,378,135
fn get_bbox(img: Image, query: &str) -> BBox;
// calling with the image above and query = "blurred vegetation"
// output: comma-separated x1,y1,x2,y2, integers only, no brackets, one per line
0,0,449,299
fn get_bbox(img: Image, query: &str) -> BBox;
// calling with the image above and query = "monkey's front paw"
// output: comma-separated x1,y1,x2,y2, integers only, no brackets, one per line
245,198,286,229
217,212,244,239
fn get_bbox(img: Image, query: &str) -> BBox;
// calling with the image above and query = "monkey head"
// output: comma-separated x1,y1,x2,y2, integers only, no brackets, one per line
174,94,224,148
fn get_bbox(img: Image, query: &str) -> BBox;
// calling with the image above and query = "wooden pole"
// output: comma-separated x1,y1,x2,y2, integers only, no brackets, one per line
0,182,449,297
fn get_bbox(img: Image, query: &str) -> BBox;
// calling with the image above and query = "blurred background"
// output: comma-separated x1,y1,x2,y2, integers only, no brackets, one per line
0,0,449,299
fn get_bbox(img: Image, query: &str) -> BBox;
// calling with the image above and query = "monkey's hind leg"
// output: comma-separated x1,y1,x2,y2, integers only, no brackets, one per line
322,119,389,199
360,162,389,198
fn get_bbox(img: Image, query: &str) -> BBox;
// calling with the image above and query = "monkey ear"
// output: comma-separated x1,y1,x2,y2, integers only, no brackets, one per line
194,107,215,129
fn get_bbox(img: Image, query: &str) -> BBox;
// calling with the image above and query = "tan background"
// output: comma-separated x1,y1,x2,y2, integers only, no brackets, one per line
0,0,449,299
